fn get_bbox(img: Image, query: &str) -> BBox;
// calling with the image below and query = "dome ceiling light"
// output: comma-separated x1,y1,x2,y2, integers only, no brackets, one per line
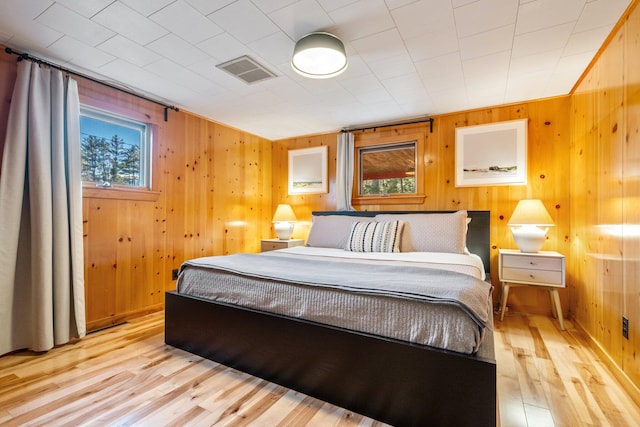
291,32,348,79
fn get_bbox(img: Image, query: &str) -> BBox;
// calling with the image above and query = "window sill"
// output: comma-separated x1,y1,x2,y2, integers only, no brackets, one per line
352,194,426,206
82,186,160,202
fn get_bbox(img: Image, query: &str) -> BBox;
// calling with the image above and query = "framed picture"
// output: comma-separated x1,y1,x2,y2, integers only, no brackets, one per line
288,145,328,194
455,118,528,187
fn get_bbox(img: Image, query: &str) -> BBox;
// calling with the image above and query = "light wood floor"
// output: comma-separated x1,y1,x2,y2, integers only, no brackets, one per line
1,311,639,426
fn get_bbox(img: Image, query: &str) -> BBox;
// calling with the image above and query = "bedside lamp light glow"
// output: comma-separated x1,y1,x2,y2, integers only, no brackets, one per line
508,199,554,253
272,204,297,240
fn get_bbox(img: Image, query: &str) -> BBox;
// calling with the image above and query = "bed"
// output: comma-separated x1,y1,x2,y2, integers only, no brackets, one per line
165,210,496,426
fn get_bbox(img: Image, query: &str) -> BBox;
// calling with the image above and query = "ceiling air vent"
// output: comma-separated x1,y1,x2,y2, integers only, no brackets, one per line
216,55,277,84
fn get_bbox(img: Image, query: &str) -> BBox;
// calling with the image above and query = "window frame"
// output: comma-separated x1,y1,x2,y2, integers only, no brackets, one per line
352,133,426,206
79,105,152,191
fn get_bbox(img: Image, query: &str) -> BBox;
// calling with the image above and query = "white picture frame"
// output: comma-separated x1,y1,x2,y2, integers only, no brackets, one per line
288,146,328,194
455,119,528,187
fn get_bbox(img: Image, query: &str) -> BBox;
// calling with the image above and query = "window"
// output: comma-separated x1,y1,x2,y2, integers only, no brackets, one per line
80,106,151,189
353,133,425,205
359,141,416,195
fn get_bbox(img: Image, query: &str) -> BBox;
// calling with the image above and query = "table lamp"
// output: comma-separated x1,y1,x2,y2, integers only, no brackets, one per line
272,204,297,240
507,199,554,252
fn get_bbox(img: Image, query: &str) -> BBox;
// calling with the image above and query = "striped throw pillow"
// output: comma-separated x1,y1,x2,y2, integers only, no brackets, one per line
345,221,404,253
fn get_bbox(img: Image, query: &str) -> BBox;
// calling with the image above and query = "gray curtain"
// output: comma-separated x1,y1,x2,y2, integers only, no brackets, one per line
0,61,85,355
336,131,355,211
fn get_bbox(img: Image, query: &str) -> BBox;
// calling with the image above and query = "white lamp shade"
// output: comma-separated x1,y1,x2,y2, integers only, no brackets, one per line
292,32,348,79
272,204,297,240
508,199,554,253
507,199,554,226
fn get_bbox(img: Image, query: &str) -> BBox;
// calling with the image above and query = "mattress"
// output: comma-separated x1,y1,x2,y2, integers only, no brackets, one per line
177,246,493,355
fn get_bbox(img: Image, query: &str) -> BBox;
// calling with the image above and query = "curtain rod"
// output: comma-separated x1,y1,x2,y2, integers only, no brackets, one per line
5,47,179,122
343,117,434,133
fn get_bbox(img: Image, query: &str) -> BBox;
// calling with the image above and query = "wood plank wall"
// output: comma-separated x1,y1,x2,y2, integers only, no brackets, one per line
570,0,640,395
2,0,640,395
0,47,273,331
273,96,573,317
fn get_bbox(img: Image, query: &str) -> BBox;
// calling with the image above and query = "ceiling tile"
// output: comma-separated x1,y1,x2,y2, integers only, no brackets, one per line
381,73,427,101
515,0,583,35
509,49,561,75
47,35,115,69
207,0,280,44
0,29,12,43
97,58,169,95
351,29,406,63
35,3,114,46
454,0,518,38
385,0,420,10
367,53,416,80
147,33,209,66
149,1,223,44
0,0,53,20
0,0,62,50
98,35,162,67
316,0,358,13
197,33,252,63
512,23,574,58
404,28,459,62
247,32,295,66
54,0,114,18
463,50,511,88
328,0,395,42
391,0,455,40
415,52,465,91
183,0,236,15
252,0,300,14
574,0,631,32
145,58,226,97
267,0,334,40
459,25,515,60
0,0,632,139
120,0,176,17
92,2,168,46
563,25,612,56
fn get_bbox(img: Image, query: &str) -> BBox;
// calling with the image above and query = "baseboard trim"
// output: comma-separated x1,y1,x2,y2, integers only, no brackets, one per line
572,316,640,408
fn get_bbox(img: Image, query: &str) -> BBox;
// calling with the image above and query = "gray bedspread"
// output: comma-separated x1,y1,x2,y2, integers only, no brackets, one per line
177,251,494,354
181,253,492,329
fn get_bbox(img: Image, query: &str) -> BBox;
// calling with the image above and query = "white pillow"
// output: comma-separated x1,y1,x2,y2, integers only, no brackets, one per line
306,215,375,248
345,220,404,253
374,210,468,254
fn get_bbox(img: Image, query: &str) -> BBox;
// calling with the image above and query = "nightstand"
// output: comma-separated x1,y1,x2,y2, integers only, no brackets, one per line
260,238,304,252
498,248,566,330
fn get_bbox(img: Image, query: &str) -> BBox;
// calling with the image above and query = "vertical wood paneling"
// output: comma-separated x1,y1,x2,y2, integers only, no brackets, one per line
623,2,640,386
571,0,640,397
273,98,572,315
0,49,274,331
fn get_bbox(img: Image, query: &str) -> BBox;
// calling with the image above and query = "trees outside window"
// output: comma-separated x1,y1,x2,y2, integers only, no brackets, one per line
80,107,150,188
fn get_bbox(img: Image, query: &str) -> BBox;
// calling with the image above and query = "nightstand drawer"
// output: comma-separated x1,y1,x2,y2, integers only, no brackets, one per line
501,254,563,271
502,267,564,286
260,239,304,252
261,241,286,251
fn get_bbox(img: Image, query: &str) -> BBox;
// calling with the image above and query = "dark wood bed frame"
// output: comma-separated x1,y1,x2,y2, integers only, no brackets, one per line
165,210,495,426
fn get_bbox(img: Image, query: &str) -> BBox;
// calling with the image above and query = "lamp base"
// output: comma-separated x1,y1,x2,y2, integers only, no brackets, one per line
511,225,549,253
274,222,294,240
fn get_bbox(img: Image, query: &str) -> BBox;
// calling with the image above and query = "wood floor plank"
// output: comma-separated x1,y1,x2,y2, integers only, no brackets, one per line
1,311,639,426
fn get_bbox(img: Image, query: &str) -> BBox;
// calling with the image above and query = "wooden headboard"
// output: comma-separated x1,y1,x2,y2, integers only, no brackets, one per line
312,210,491,277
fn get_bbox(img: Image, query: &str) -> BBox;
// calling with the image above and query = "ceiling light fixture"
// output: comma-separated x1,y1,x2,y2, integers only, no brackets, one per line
291,32,348,79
